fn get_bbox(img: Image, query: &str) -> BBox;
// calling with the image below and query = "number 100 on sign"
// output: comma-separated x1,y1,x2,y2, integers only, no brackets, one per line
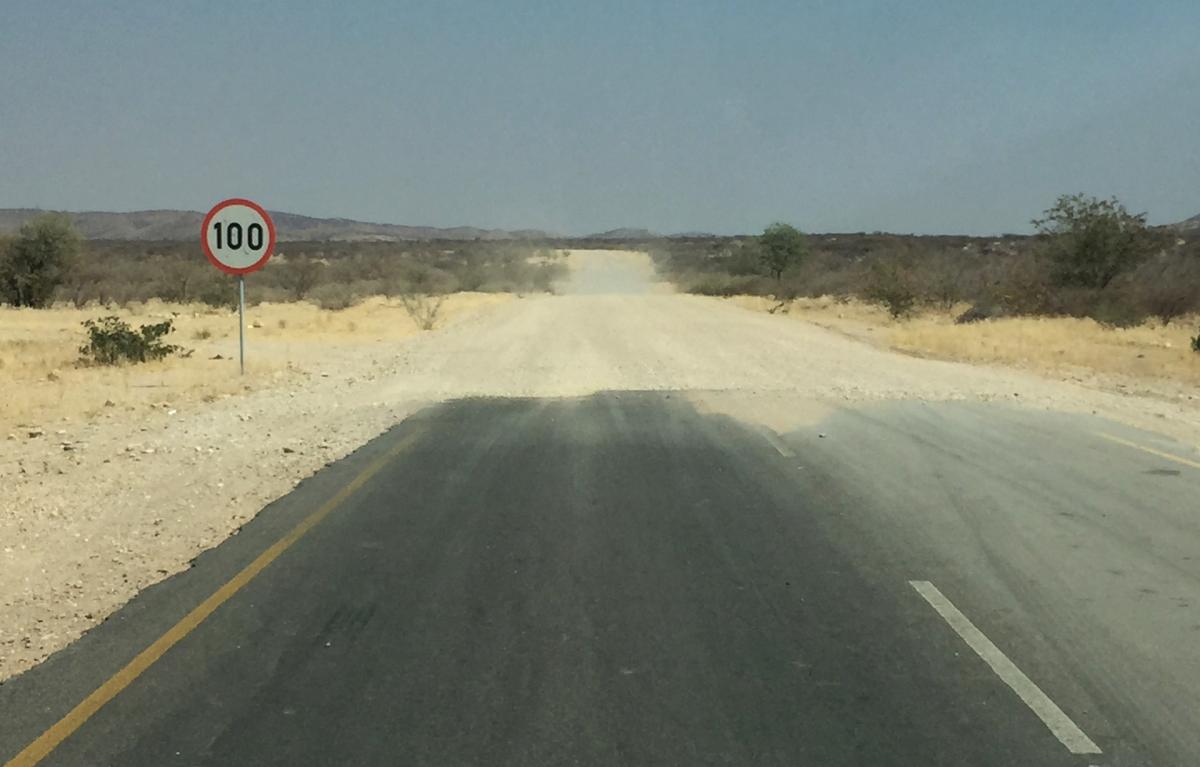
201,198,276,276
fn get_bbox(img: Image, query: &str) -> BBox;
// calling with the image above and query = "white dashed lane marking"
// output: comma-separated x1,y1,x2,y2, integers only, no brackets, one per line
909,580,1102,755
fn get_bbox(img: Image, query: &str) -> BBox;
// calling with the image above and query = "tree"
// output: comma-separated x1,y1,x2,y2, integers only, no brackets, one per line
0,213,81,307
1032,194,1162,290
758,222,808,282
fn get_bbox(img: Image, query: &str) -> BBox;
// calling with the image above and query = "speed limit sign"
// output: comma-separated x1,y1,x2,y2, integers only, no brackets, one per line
201,198,276,275
201,198,276,374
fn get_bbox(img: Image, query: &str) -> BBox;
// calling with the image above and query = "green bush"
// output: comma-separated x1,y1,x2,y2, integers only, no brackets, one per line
758,222,808,281
1191,332,1200,354
1032,194,1162,290
0,214,81,307
79,316,182,366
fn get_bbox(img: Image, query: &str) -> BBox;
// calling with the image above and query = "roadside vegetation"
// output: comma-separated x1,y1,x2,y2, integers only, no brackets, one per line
0,214,80,308
653,195,1197,327
78,316,183,366
38,236,568,311
651,194,1200,383
0,222,565,429
0,294,512,434
0,216,567,316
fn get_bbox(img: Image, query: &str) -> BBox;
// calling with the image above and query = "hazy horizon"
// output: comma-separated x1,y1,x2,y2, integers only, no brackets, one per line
2,2,1198,236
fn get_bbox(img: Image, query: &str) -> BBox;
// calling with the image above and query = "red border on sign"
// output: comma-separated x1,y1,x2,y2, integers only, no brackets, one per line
200,198,277,276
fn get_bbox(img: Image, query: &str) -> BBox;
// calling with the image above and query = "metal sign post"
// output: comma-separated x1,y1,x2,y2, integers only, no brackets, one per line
200,198,276,375
237,276,246,375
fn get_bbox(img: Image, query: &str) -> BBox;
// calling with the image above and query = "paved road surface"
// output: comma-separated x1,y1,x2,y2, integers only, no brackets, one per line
3,394,1199,765
2,252,1198,765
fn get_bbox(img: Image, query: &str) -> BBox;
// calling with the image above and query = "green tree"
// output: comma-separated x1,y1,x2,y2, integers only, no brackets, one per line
758,222,808,282
0,213,81,307
1032,194,1162,290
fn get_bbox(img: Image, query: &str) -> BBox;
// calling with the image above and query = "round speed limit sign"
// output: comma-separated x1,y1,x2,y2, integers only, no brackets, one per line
201,198,276,275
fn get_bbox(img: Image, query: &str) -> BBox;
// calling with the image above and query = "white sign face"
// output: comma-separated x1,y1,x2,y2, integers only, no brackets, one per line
201,198,276,275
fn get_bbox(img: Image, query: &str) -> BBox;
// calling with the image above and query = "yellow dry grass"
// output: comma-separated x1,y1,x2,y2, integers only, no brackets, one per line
889,313,1200,385
731,295,1200,387
0,293,510,434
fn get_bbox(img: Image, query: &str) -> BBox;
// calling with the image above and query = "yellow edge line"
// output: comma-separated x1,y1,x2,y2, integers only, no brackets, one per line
1096,432,1200,471
4,426,426,767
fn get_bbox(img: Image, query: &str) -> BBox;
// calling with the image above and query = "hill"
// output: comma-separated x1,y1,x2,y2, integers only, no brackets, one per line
584,227,661,240
1174,212,1200,231
0,208,555,242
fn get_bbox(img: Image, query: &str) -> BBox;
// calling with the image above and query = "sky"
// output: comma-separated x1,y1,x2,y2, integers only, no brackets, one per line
1,1,1197,235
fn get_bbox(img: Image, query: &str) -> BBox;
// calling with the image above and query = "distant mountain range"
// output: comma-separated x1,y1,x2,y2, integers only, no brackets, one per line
581,227,660,240
3,206,1197,241
0,208,558,242
0,208,721,241
1175,212,1200,231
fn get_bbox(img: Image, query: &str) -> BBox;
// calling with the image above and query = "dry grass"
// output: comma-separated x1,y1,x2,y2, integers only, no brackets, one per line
0,293,510,434
889,313,1200,385
731,295,1200,388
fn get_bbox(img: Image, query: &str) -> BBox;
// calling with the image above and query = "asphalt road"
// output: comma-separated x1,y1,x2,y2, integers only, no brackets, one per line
2,392,1198,765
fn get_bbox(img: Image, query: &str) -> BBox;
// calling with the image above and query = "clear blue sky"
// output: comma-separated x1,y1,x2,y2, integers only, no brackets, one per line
1,1,1197,235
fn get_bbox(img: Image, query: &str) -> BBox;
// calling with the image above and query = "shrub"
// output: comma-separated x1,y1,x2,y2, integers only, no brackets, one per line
725,243,763,277
277,257,325,300
193,271,240,311
685,274,763,296
309,283,360,310
982,252,1055,315
909,251,968,309
79,316,182,366
1131,252,1200,326
1138,280,1197,326
400,293,444,330
1191,332,1200,353
455,264,486,292
767,281,799,313
38,240,568,307
788,251,864,298
863,259,917,318
0,214,81,307
1087,296,1145,329
955,304,1006,324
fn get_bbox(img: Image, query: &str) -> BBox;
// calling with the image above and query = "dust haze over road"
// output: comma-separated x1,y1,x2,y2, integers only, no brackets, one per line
3,250,1200,765
555,249,669,295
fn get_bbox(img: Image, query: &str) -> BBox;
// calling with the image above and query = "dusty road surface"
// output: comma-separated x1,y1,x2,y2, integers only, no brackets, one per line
3,250,1200,766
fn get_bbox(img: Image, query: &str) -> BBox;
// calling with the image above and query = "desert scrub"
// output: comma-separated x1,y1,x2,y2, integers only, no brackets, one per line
400,293,444,330
79,315,183,365
864,260,917,318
